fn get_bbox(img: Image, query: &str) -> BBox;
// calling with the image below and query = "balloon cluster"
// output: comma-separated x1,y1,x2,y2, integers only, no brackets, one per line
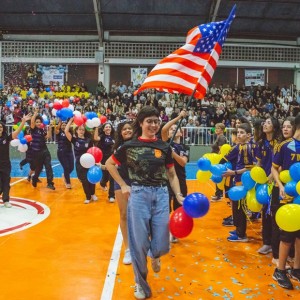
51,99,74,121
169,193,210,239
196,143,232,189
274,162,300,232
79,147,103,184
10,130,32,153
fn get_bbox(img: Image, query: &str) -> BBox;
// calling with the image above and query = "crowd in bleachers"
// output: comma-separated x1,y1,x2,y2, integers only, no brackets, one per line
1,70,300,133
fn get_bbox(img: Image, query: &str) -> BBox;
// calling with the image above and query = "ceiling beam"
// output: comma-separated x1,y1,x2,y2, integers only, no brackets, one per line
92,0,103,46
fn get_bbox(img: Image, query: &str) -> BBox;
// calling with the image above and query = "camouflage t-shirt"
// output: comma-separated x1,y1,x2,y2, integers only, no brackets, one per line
112,137,174,186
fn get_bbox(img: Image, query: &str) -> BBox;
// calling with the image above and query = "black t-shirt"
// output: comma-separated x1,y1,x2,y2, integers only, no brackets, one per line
98,134,114,163
30,127,47,151
57,130,72,152
113,137,174,186
71,136,93,163
0,133,12,165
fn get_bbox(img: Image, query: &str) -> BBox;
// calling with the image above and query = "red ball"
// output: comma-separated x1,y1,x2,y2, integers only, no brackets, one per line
169,207,194,238
87,147,103,163
73,116,84,126
100,115,107,124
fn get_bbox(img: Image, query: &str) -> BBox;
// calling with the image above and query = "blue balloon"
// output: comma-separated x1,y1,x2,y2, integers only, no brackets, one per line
289,162,300,182
197,157,211,171
6,101,11,107
210,164,227,177
17,131,24,139
228,186,247,201
211,174,223,183
241,171,256,190
224,162,232,170
20,138,27,145
293,195,300,205
183,193,210,218
85,112,94,120
87,166,103,184
27,91,32,96
284,181,298,197
43,119,50,125
256,184,270,205
45,87,51,92
60,108,73,119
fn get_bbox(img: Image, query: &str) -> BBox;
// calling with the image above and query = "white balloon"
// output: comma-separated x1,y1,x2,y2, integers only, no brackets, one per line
42,114,48,120
52,108,57,116
68,104,74,111
80,153,95,169
59,100,63,105
18,143,28,153
92,117,101,127
11,139,20,147
86,119,94,128
70,96,74,101
54,98,59,103
49,102,53,108
73,110,81,117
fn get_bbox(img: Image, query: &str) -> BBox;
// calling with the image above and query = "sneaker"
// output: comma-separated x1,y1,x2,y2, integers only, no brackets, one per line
229,230,237,236
134,283,146,300
27,175,31,182
211,196,222,202
32,179,37,188
91,194,98,201
84,199,90,204
290,268,300,282
4,202,12,208
272,258,291,270
258,245,272,255
151,257,161,273
123,249,132,265
223,215,232,221
109,197,115,203
47,184,55,190
169,233,178,243
100,186,108,191
222,218,234,227
273,268,293,290
227,234,248,242
65,184,72,189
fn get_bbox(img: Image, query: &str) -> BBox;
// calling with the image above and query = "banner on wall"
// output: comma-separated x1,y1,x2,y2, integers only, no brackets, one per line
131,68,148,87
37,65,67,86
245,69,265,86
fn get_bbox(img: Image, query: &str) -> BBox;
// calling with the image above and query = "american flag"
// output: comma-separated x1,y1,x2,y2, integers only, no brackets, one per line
135,5,236,99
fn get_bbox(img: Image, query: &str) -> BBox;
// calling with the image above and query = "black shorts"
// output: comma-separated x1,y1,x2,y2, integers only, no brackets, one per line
280,229,300,243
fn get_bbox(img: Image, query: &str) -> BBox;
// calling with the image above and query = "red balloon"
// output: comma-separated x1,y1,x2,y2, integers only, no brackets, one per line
73,116,84,126
45,104,49,108
24,135,32,143
81,115,88,124
28,100,33,105
100,115,107,124
53,102,63,110
87,147,103,163
62,99,69,108
169,207,194,238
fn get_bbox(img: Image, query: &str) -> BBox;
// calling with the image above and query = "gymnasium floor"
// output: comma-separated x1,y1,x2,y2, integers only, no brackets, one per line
1,162,299,300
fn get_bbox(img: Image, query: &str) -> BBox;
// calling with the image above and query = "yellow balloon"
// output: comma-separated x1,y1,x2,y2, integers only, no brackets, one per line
276,204,300,232
250,166,268,184
196,170,212,183
296,181,300,195
246,188,263,212
13,124,18,130
280,170,292,184
220,144,231,156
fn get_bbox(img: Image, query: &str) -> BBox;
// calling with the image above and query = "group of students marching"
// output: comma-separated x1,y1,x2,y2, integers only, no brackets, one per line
3,105,300,297
212,114,300,290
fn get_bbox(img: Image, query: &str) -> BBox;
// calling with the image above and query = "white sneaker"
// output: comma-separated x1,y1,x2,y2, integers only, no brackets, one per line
100,186,108,191
91,195,98,201
65,184,72,189
84,199,90,204
134,283,146,300
109,197,115,203
258,245,272,255
169,233,178,243
4,202,12,208
151,257,161,273
123,249,132,265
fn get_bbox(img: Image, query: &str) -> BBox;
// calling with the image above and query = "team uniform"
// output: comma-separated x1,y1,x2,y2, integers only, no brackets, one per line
30,126,55,188
71,136,94,201
57,129,74,185
112,137,174,298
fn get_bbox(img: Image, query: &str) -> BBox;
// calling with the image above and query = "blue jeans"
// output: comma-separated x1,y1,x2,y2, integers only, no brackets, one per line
127,185,170,297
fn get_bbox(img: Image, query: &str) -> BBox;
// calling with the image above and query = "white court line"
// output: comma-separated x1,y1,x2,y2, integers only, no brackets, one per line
100,226,123,300
10,163,61,186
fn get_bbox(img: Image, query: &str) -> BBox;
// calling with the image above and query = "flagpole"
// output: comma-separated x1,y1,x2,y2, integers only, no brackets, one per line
168,5,236,146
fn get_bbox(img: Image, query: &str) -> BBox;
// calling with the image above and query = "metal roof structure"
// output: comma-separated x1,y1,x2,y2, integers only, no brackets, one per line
0,0,300,44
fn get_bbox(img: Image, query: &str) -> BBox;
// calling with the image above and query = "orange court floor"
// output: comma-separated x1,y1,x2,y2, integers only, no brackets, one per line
0,177,299,300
